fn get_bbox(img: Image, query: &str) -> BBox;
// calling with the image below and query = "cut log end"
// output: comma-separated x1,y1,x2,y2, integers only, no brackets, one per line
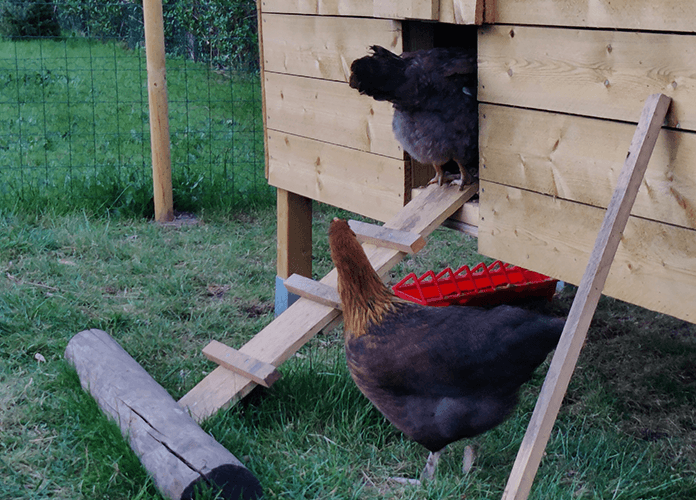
181,464,263,500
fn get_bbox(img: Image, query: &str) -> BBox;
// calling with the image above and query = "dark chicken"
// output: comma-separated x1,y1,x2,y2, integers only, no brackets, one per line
329,218,565,480
349,45,478,189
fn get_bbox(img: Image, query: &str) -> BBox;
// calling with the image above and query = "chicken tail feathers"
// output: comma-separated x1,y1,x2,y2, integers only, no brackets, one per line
349,45,410,103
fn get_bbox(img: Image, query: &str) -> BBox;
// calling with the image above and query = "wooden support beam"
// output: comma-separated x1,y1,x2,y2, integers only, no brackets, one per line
203,341,281,388
284,274,342,310
179,183,477,422
348,220,426,254
276,188,312,280
275,188,313,315
502,93,671,500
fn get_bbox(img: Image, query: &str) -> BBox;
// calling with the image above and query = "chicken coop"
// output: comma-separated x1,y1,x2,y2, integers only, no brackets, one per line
259,0,696,326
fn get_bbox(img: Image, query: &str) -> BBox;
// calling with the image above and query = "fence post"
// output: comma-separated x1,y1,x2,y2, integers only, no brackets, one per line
143,0,174,222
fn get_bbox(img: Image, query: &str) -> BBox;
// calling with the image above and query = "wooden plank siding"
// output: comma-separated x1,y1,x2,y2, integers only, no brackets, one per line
478,20,696,323
479,181,696,324
490,0,696,32
479,104,696,231
260,0,439,20
260,12,406,221
264,72,400,158
478,25,695,130
267,132,405,220
261,14,401,82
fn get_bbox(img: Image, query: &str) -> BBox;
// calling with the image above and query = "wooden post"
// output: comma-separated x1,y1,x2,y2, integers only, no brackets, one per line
501,94,671,500
65,329,262,500
275,188,312,315
143,0,174,222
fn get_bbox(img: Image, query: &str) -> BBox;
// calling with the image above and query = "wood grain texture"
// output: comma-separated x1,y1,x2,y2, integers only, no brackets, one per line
479,25,694,130
179,183,476,422
276,188,312,279
65,329,262,500
260,0,438,19
501,93,671,500
265,72,402,158
439,0,485,24
479,182,696,325
479,104,696,231
490,0,696,32
261,14,401,82
143,0,173,222
348,220,426,254
267,132,404,222
203,341,281,388
284,273,343,310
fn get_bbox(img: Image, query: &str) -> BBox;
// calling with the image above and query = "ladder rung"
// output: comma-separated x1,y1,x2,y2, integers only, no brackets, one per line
202,340,281,388
284,274,342,310
348,220,426,254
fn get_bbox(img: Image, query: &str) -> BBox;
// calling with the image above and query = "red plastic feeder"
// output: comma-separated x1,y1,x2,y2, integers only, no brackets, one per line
391,260,558,307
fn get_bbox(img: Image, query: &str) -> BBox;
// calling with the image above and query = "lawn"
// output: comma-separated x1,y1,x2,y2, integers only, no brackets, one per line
0,36,269,215
1,203,695,499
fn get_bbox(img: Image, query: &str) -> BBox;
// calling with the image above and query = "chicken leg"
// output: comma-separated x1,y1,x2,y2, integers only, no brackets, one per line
427,164,461,188
427,161,475,191
450,159,475,190
421,449,443,481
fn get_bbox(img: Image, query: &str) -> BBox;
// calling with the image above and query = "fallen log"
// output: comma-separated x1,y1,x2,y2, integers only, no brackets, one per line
64,329,262,500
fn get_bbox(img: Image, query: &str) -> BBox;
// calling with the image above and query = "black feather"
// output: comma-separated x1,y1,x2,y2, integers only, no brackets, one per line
349,45,479,185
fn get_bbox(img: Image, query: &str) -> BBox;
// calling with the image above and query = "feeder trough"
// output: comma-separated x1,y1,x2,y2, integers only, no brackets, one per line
391,261,558,307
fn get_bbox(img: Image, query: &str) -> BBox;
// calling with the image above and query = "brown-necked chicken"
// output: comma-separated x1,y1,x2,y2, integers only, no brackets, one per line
328,218,565,480
349,45,478,189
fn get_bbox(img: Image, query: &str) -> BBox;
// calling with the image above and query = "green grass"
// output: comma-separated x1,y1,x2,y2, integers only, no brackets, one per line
1,203,695,499
0,36,270,216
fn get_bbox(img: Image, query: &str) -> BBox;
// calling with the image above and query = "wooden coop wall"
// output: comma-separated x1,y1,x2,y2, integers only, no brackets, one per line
258,0,696,323
261,6,404,221
478,2,696,324
260,1,486,222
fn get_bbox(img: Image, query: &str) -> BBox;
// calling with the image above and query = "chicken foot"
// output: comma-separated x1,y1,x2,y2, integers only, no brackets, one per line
427,164,461,188
421,449,443,481
450,160,476,190
428,161,476,190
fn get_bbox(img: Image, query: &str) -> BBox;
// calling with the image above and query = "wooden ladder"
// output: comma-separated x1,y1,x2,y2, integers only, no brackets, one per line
179,182,478,422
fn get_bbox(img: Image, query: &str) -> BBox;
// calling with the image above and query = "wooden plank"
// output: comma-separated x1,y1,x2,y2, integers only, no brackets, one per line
261,14,401,82
203,341,281,388
412,187,480,232
439,0,486,24
480,183,696,324
267,132,404,222
276,189,313,280
490,0,696,32
479,104,696,231
179,183,476,422
373,0,439,20
284,274,342,310
261,0,438,19
478,26,693,130
265,72,402,158
501,94,671,500
348,220,426,254
65,329,263,500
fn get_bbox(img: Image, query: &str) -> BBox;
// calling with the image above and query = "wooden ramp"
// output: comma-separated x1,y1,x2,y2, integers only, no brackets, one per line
179,182,478,422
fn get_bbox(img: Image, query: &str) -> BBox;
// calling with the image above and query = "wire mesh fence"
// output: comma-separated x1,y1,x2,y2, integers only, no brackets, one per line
0,0,271,216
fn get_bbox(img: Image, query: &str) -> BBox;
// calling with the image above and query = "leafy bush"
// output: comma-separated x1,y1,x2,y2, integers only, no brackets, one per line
0,0,61,39
55,0,258,70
